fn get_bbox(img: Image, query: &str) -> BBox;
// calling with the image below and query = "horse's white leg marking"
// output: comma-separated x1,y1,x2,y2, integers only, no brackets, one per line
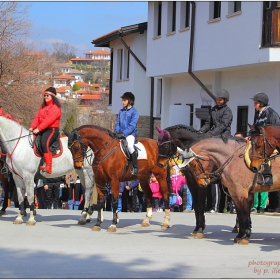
26,210,36,226
161,209,171,229
141,207,153,227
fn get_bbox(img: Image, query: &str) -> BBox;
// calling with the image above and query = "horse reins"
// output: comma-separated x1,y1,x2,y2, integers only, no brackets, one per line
250,128,279,162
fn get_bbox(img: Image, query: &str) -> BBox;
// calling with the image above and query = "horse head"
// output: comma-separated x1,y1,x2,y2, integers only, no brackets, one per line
177,147,214,187
248,123,280,172
65,129,87,169
155,125,179,158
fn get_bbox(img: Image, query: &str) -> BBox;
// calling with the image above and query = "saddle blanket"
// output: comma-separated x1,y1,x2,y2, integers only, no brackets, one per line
120,141,147,160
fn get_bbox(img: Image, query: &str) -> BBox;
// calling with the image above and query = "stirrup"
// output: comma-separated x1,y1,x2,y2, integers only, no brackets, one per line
130,167,139,176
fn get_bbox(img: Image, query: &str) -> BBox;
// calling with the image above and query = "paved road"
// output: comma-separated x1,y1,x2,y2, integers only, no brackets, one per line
1,208,280,279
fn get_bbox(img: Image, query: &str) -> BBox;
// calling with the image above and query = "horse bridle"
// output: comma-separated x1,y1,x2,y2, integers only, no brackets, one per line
68,130,88,164
250,128,278,162
157,138,178,167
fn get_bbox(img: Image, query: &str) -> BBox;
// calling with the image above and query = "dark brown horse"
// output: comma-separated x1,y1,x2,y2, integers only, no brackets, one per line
66,125,178,232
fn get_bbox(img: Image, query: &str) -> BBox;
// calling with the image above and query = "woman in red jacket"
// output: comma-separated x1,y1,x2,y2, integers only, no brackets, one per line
29,87,62,174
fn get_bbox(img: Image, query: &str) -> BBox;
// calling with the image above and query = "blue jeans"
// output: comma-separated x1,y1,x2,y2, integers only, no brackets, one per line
183,185,193,210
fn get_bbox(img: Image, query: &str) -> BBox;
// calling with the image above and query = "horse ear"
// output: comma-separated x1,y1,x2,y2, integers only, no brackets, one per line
155,126,162,133
248,123,254,130
63,129,70,136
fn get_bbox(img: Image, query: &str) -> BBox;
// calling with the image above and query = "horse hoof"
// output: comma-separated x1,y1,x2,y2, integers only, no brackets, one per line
237,238,249,245
141,221,150,227
0,211,7,215
234,237,241,243
78,220,86,225
92,225,101,231
191,231,197,237
13,219,23,225
26,220,36,226
107,225,117,232
86,219,91,223
193,232,204,239
232,227,239,233
161,224,170,230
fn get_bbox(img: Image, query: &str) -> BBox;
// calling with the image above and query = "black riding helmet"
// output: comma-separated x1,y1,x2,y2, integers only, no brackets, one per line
120,92,135,105
251,92,269,106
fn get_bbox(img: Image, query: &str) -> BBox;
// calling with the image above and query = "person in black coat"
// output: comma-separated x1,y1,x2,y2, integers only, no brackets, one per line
43,176,64,209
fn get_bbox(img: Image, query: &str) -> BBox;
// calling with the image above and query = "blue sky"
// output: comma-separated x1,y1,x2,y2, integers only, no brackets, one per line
20,1,148,57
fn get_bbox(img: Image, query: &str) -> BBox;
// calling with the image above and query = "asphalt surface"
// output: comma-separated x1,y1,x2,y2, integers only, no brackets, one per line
1,208,280,279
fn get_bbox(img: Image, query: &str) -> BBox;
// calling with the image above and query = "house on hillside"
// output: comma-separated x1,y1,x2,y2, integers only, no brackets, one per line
70,48,110,67
92,1,280,138
53,74,76,88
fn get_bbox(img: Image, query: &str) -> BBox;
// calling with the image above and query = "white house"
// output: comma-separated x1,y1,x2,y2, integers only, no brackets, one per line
93,1,280,137
147,1,280,135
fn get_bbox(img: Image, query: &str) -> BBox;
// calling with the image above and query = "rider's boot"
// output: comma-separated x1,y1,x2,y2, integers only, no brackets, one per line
257,163,273,186
130,151,139,176
40,152,52,174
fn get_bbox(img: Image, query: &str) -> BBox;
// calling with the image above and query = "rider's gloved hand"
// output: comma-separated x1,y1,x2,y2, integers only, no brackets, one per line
116,133,125,139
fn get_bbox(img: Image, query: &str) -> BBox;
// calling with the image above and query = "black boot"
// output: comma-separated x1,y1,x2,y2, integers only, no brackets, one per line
130,151,139,175
257,163,273,186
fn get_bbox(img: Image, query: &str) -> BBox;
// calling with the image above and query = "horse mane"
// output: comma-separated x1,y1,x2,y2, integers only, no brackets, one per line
75,124,116,138
165,124,200,134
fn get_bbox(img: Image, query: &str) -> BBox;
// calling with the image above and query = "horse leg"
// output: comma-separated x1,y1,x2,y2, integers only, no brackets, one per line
232,216,239,233
13,200,25,225
26,202,36,226
139,178,153,227
107,194,119,232
189,186,207,239
232,195,252,245
92,194,105,231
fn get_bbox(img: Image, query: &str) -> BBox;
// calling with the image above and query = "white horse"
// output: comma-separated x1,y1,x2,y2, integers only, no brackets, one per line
0,115,99,226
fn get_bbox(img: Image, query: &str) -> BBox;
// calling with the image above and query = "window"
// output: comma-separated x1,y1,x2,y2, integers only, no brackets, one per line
156,79,162,117
236,106,248,136
116,49,123,80
167,1,176,33
123,48,130,79
186,103,194,126
180,2,190,29
153,1,162,37
228,1,241,14
116,48,130,80
209,1,221,20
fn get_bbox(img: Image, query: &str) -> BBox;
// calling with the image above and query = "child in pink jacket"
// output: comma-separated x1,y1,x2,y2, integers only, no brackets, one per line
149,174,163,212
170,166,186,210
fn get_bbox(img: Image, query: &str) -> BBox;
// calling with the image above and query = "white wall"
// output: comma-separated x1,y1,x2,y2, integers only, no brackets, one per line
110,31,150,116
147,2,280,77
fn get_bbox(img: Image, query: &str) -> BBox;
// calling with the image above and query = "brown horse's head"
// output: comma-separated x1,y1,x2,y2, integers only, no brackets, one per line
248,124,278,172
65,129,87,169
178,148,215,187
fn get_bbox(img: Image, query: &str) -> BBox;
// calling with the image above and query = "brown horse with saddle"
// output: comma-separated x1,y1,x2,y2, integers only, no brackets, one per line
65,124,178,232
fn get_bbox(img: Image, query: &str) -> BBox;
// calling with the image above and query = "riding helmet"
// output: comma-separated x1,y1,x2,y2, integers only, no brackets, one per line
120,92,135,102
215,89,230,101
251,92,269,106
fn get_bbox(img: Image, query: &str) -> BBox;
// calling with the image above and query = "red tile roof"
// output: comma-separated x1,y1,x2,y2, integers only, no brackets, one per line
79,95,102,100
54,75,75,79
84,49,110,55
75,81,91,87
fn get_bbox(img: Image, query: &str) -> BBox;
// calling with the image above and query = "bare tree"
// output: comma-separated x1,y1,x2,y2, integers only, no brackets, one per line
51,42,77,63
0,2,59,126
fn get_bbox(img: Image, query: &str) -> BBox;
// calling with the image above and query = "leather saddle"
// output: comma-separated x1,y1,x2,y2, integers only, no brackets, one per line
33,134,62,157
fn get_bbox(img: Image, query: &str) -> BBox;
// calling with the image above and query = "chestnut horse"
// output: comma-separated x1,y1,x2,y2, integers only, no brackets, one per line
178,136,280,244
164,125,239,238
66,125,178,232
248,124,280,172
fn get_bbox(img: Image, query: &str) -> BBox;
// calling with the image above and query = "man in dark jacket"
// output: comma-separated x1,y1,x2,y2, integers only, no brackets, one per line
43,176,64,209
250,92,280,186
199,89,233,141
199,89,233,213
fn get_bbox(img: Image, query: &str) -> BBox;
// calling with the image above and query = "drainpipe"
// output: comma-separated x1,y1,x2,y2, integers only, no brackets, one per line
188,1,216,101
118,36,154,138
